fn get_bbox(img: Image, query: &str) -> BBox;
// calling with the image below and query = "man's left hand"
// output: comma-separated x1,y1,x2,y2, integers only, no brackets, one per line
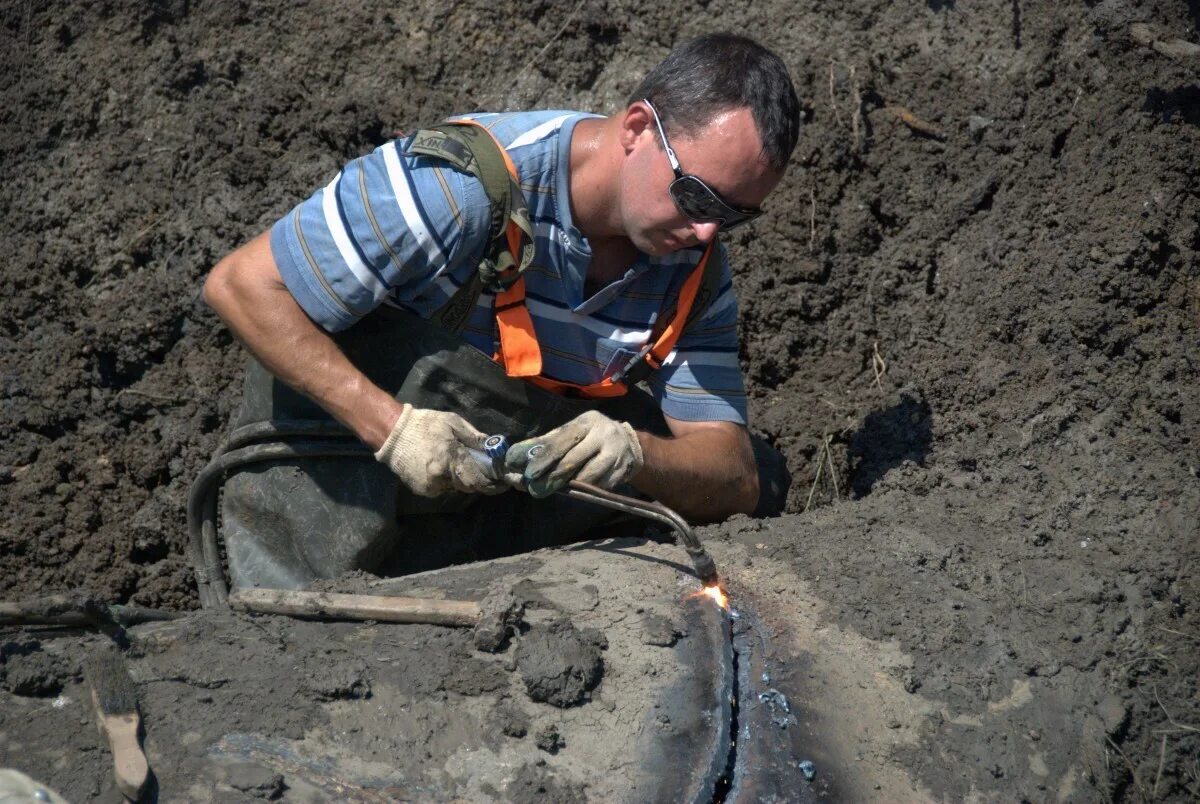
505,410,644,498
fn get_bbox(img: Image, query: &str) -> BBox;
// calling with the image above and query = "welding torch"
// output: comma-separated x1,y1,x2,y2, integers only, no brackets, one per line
467,435,721,588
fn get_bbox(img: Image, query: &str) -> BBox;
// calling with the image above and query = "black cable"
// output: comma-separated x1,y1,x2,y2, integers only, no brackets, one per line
188,424,369,608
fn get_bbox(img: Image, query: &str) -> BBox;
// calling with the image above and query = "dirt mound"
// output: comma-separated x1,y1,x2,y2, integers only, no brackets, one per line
1,0,1196,799
516,618,605,707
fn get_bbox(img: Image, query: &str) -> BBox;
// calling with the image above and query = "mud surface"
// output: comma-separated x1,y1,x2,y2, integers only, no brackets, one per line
1,0,1197,800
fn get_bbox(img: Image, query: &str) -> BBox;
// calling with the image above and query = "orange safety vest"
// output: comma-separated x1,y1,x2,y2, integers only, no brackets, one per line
409,120,717,400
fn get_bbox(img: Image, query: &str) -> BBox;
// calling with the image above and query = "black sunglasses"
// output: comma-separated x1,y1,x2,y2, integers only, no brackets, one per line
644,99,763,231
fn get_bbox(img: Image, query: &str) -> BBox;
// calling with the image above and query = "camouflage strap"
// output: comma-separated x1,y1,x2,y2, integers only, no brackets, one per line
406,123,535,334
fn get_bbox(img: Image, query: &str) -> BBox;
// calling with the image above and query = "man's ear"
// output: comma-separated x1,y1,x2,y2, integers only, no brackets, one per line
618,101,654,153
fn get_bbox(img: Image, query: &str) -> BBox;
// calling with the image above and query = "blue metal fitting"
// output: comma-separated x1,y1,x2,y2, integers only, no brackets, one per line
483,434,510,461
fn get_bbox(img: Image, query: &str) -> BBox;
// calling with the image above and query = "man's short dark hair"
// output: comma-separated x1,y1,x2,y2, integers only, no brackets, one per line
628,33,801,173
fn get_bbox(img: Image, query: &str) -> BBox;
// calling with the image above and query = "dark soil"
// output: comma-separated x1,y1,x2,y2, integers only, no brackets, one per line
2,0,1197,800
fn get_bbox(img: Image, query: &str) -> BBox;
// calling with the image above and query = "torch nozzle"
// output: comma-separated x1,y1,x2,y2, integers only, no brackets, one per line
691,553,720,588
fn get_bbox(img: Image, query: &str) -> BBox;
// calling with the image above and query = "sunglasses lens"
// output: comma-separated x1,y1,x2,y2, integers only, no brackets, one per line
669,176,760,230
669,176,722,220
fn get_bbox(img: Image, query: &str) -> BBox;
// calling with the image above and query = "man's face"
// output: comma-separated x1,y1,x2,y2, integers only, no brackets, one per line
618,102,783,256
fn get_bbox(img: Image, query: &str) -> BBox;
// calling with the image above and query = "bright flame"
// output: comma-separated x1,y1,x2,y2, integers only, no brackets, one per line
701,584,729,610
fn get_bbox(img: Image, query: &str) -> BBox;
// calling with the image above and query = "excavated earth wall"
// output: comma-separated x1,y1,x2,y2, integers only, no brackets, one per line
1,0,1197,800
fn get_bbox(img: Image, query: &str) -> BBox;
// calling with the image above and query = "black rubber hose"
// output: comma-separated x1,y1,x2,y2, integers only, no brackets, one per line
221,420,355,452
188,434,371,608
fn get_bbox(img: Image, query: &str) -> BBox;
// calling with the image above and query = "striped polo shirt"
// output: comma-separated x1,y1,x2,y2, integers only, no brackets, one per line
270,110,747,424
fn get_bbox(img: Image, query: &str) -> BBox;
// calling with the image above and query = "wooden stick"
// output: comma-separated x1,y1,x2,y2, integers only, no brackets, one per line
229,588,482,627
0,596,181,627
882,105,947,140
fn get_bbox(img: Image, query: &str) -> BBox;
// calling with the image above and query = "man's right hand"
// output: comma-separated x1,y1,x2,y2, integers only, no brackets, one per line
374,405,508,497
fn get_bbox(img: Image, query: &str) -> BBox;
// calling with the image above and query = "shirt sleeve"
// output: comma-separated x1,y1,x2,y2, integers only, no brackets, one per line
269,138,489,332
648,243,749,425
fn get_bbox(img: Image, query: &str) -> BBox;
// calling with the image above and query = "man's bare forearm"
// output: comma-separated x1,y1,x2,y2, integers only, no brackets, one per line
202,231,403,451
632,424,759,523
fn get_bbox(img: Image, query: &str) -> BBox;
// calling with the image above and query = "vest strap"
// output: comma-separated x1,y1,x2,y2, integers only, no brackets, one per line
411,120,720,396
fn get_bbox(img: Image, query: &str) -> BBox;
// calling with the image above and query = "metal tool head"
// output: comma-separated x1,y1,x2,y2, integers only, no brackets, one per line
483,434,510,460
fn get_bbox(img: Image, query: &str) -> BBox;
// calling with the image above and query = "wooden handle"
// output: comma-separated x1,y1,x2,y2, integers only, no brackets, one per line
229,588,482,627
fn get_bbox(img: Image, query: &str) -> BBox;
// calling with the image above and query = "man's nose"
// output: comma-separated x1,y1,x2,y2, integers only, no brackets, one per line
690,221,721,243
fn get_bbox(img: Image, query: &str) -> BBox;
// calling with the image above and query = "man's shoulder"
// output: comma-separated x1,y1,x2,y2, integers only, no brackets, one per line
447,110,596,151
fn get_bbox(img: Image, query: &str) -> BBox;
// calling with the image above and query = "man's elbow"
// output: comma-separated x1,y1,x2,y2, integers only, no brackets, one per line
204,231,277,317
736,466,760,516
696,430,760,522
202,254,237,315
684,461,758,525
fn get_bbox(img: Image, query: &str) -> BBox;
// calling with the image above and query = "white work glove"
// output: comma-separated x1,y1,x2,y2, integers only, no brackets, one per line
504,410,644,498
374,405,508,497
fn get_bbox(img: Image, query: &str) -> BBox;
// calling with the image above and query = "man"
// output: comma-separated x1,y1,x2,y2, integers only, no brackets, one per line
203,33,800,586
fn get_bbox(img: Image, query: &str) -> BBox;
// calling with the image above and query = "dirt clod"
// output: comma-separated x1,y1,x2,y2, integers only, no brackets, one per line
1,640,77,697
472,587,523,653
517,619,603,707
301,653,371,701
534,724,565,754
640,614,682,647
224,763,285,800
493,701,529,738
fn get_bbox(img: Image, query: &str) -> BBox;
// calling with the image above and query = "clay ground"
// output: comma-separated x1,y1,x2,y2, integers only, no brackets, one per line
1,0,1198,800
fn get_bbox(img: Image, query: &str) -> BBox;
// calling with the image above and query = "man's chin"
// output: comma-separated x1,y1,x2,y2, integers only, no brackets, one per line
636,231,681,256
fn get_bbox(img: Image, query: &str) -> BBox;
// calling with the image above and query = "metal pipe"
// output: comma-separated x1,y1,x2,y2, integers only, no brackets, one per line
562,481,720,587
0,596,184,628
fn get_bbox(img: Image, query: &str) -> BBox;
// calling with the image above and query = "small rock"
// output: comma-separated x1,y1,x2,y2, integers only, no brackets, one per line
758,689,791,714
968,115,993,138
641,614,681,647
1097,694,1129,736
535,723,564,754
225,762,285,800
579,585,600,611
